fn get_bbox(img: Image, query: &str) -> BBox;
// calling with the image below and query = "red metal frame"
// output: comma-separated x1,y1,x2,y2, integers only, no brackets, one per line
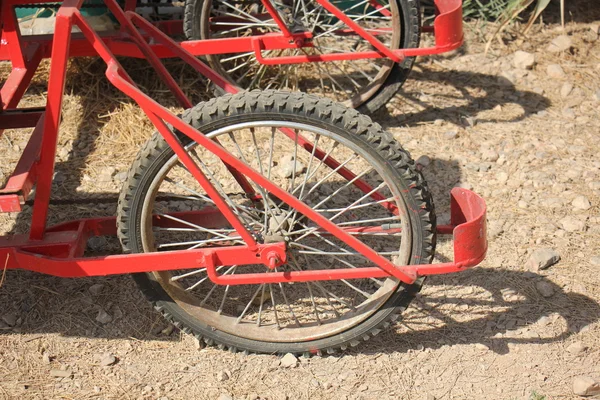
0,0,484,286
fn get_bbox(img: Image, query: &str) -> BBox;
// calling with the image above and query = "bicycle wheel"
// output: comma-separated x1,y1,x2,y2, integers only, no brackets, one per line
117,91,435,354
183,0,420,113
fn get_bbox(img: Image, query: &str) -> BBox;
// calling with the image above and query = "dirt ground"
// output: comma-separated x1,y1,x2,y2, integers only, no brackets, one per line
1,3,600,399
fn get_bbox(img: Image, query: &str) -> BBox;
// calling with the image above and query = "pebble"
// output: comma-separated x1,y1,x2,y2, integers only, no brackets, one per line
482,149,499,162
496,172,509,184
513,51,535,69
99,353,117,366
535,281,555,298
548,35,573,52
573,376,600,396
498,71,516,86
594,90,600,102
525,248,560,271
50,369,72,378
591,256,600,266
566,341,587,355
280,353,299,368
2,313,17,327
416,155,431,167
217,370,230,382
217,394,233,400
98,166,116,182
88,284,105,296
547,64,566,79
562,107,576,119
572,195,591,210
474,343,489,351
114,171,128,182
53,172,67,184
277,155,305,179
95,309,113,324
444,130,458,139
560,82,573,98
88,236,107,252
560,215,586,232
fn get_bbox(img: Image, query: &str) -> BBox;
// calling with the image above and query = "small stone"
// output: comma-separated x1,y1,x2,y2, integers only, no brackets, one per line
560,82,573,98
42,353,52,364
98,166,116,182
95,309,113,324
416,155,431,167
496,172,509,184
566,341,587,355
560,216,586,232
591,24,600,34
518,200,528,209
57,147,70,160
280,353,298,368
482,149,499,162
547,64,566,79
217,370,231,382
114,171,128,182
99,353,117,366
88,284,105,296
573,376,600,396
161,325,174,336
444,130,458,139
277,155,305,179
513,51,535,69
218,394,233,400
563,107,576,120
474,343,489,351
50,369,72,378
87,236,107,252
498,71,516,86
489,221,504,239
572,195,591,210
535,281,555,298
591,256,600,266
53,172,67,184
594,90,600,102
2,313,17,327
525,248,560,271
548,35,573,52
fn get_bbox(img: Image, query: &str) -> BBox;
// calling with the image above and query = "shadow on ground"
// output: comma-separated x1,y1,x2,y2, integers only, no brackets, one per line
373,67,550,129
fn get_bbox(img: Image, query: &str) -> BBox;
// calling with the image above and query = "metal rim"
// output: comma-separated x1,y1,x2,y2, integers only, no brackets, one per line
139,120,413,343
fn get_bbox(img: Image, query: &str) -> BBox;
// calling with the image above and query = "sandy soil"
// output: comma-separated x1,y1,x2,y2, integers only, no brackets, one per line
1,6,600,400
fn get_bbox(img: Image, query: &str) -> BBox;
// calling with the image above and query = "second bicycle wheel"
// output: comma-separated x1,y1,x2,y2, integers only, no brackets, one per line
117,91,435,354
183,0,420,113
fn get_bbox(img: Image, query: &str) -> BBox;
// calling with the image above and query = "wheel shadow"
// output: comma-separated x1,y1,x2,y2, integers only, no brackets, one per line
356,266,600,356
372,66,551,129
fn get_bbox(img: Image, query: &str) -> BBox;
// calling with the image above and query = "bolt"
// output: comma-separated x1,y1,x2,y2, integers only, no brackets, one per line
267,253,280,269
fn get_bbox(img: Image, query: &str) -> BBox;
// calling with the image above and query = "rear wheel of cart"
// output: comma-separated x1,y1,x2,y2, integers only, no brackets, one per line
183,0,421,113
117,91,435,354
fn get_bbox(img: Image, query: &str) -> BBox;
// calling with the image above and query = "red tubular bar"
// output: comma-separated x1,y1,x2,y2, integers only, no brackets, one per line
0,188,486,283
